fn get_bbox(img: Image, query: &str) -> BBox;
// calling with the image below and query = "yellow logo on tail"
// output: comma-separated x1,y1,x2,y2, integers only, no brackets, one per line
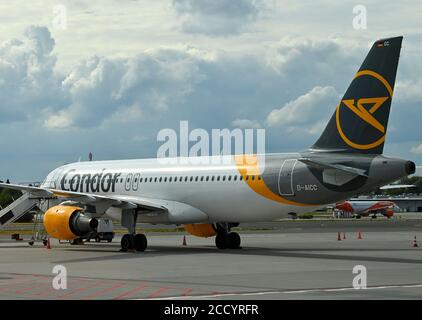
342,97,388,133
336,70,393,150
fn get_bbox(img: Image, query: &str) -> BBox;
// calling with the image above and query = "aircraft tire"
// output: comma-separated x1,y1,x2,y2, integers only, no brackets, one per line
228,232,241,249
121,234,135,252
134,234,148,252
215,233,228,249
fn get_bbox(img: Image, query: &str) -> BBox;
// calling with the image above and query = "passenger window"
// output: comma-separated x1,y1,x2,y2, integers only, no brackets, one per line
251,176,255,181
190,177,193,182
164,177,167,182
179,177,183,182
195,176,198,182
222,176,226,181
185,177,188,182
211,176,215,181
206,176,209,181
200,176,204,181
228,176,231,181
233,176,237,181
149,177,153,182
240,176,243,181
217,176,220,181
169,177,172,182
245,176,249,181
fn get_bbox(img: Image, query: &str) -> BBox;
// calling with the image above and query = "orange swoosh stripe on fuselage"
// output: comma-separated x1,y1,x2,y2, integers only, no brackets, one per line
234,155,316,207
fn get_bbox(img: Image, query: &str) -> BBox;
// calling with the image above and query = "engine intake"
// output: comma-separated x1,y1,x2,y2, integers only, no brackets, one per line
44,205,98,240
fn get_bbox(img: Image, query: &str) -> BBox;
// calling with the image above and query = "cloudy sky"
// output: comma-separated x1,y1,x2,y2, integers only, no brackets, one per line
0,0,421,181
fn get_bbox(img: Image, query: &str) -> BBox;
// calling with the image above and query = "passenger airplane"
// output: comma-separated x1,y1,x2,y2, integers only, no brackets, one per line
0,36,416,252
335,200,396,218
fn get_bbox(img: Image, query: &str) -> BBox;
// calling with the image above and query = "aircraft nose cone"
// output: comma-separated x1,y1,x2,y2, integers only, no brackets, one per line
405,161,416,175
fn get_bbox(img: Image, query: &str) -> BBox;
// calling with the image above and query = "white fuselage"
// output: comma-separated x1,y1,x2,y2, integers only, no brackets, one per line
40,154,319,224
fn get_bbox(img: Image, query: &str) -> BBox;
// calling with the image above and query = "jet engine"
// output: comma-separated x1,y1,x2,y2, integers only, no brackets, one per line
43,205,98,240
184,223,217,238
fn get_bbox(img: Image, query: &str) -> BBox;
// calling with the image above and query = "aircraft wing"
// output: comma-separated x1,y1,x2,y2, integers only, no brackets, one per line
0,183,54,197
0,182,166,212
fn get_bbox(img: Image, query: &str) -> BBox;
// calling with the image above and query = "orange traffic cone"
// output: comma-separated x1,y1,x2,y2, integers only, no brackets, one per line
337,232,342,241
358,231,363,240
46,238,51,249
343,232,346,240
182,235,187,246
412,236,418,247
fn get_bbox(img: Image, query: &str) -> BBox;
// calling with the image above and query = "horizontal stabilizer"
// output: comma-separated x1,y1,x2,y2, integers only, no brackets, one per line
380,184,416,190
298,158,368,177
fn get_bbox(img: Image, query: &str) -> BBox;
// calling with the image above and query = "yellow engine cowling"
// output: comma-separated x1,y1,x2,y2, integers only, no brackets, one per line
184,223,217,238
43,205,98,240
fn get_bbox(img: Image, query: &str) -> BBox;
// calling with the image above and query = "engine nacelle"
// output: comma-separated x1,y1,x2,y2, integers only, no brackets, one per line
43,205,98,240
184,223,217,238
385,209,394,218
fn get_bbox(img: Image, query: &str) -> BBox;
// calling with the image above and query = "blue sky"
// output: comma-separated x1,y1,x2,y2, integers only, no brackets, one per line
0,0,421,181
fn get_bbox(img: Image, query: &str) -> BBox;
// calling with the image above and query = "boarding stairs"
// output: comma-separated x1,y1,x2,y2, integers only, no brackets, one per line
0,192,38,228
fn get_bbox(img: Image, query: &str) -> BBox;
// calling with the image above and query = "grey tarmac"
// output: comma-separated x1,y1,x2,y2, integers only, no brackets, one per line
0,219,422,300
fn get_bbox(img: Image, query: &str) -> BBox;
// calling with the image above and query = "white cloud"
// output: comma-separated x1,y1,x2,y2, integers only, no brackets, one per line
44,110,73,129
45,49,206,129
173,0,263,36
231,119,261,129
266,86,339,135
411,144,422,155
0,26,64,122
395,80,422,103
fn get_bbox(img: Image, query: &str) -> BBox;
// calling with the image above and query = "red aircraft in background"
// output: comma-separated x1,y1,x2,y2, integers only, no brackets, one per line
335,200,396,219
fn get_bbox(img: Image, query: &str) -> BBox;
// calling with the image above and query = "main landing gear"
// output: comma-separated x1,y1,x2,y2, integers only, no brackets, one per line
215,223,241,250
120,210,148,252
121,233,147,252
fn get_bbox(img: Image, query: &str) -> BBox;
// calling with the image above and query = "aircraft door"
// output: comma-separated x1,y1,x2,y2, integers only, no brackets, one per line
278,159,297,196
